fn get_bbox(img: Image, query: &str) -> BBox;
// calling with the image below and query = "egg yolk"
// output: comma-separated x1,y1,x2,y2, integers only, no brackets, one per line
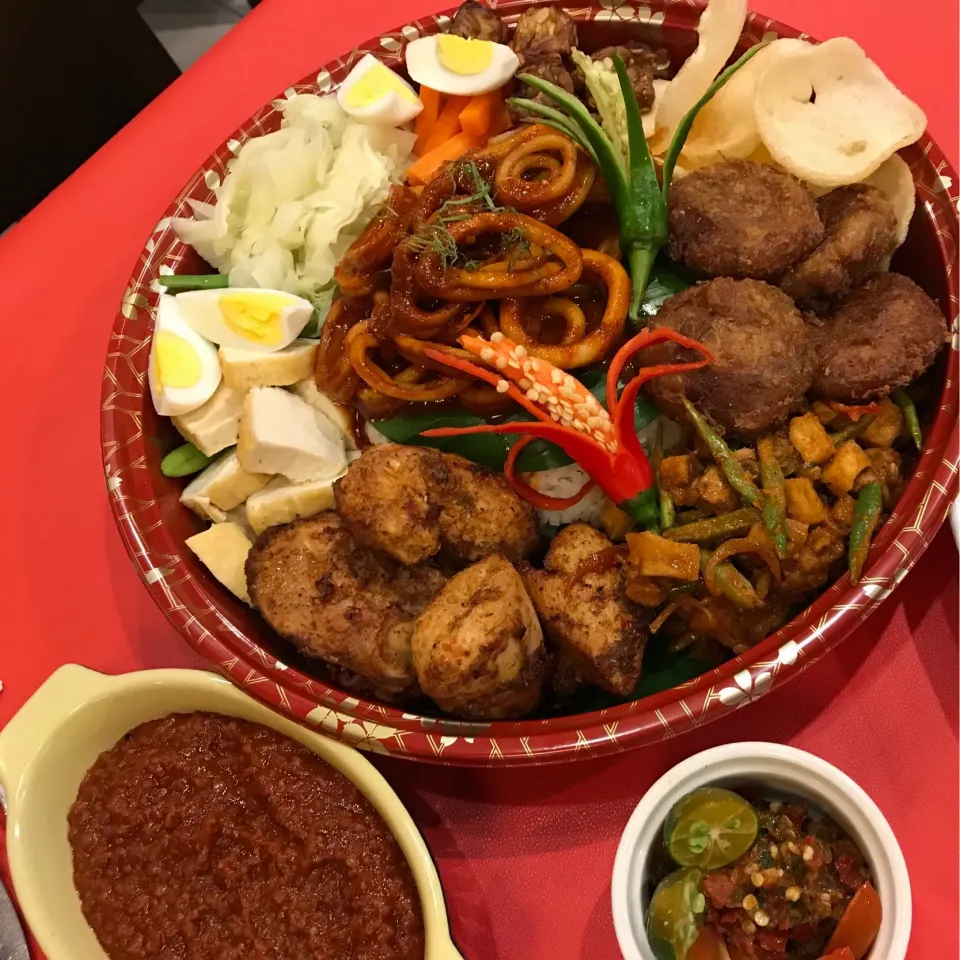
153,330,202,388
219,293,292,346
345,61,419,108
436,35,494,75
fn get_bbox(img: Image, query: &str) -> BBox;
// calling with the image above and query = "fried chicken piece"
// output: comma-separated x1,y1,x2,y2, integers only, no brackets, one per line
246,513,446,700
412,555,549,719
522,524,646,697
334,444,540,567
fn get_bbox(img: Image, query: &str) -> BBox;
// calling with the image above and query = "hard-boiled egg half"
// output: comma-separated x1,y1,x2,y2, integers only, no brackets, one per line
176,288,314,352
337,53,423,125
149,295,222,417
405,34,519,96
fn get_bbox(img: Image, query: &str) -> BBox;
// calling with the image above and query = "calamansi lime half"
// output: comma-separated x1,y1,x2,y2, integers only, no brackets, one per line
663,787,759,870
646,867,706,960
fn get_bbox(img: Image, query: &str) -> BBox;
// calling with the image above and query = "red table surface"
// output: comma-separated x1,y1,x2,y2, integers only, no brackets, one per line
0,1,957,957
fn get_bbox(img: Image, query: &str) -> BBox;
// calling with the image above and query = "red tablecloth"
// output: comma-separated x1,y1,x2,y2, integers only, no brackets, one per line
0,1,957,957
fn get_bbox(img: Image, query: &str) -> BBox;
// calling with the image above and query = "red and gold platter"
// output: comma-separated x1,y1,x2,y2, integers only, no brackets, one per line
101,0,960,765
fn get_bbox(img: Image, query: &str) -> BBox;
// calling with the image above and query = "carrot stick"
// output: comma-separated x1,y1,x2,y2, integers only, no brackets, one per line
414,86,442,155
458,90,501,137
407,131,483,185
423,95,470,153
487,102,514,137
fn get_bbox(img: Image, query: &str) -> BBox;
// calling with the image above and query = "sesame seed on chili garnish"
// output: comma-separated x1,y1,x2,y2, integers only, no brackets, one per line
490,332,504,343
529,359,541,372
480,347,495,362
515,344,527,358
519,377,532,390
496,357,508,370
495,380,509,394
551,368,564,385
526,389,538,402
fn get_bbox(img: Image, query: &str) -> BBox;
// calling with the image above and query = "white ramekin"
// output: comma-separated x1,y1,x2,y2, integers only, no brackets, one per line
611,742,911,960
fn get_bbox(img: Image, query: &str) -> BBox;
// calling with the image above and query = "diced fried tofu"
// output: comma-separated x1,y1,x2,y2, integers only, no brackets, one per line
784,477,826,524
821,441,872,496
660,454,697,488
626,532,700,581
600,499,634,542
861,400,904,448
789,413,836,465
695,465,738,511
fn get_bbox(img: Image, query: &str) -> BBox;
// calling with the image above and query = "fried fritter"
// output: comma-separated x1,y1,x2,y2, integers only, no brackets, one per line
641,278,814,437
667,160,824,279
812,273,948,401
447,0,506,43
510,6,577,63
334,444,540,567
523,524,646,697
245,513,446,700
412,555,549,719
779,184,898,306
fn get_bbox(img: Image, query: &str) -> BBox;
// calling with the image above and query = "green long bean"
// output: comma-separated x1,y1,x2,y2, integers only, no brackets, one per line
663,508,761,543
653,425,676,530
161,442,213,477
848,481,883,584
892,389,922,450
757,437,788,559
829,414,875,445
682,398,762,507
157,274,230,291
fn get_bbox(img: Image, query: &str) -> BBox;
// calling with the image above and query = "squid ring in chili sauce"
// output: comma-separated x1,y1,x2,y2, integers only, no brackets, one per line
335,185,417,296
498,250,629,369
347,321,470,402
495,133,579,207
315,295,369,403
390,244,471,337
524,155,596,226
414,212,583,300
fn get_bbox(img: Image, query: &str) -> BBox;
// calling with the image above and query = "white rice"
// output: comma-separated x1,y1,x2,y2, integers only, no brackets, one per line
528,463,608,532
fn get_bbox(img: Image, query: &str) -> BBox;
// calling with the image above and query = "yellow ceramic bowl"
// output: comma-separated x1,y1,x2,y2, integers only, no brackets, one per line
0,665,463,960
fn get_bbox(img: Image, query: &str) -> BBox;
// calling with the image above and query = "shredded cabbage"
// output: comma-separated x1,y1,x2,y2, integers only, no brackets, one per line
171,95,416,300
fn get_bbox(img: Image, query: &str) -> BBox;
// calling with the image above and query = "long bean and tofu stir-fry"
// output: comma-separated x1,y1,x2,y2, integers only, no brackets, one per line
153,0,948,720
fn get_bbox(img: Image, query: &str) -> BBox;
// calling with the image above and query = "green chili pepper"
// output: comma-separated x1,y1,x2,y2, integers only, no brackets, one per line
157,274,230,291
674,509,708,525
663,508,761,543
829,414,875,445
161,442,213,478
757,437,788,559
682,398,762,507
892,389,922,450
699,549,761,610
654,425,676,530
512,42,768,322
848,481,883,584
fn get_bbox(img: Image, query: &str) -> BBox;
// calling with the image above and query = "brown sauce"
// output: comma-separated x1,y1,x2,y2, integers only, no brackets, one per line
68,712,424,960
